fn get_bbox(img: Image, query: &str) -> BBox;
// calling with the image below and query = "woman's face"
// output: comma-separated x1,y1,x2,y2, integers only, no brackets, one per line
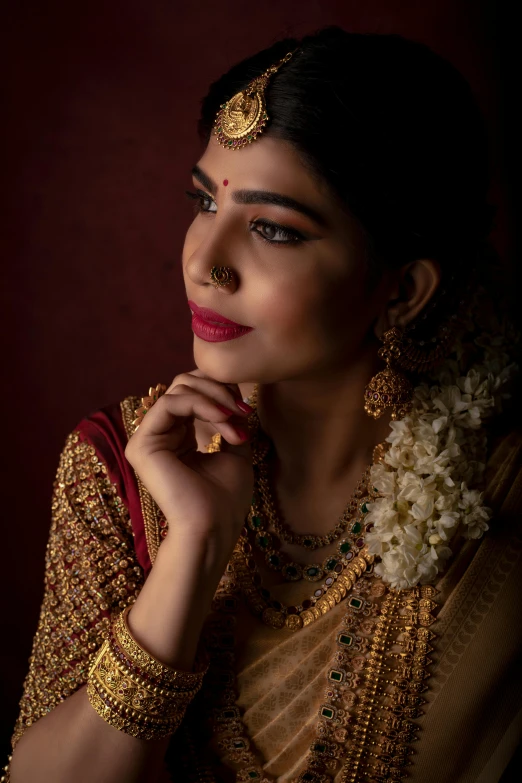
182,135,395,385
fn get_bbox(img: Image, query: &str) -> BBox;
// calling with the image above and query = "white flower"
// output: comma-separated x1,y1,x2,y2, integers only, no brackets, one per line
368,315,516,589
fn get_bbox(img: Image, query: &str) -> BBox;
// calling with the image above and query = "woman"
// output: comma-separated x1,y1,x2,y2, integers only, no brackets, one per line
6,26,521,783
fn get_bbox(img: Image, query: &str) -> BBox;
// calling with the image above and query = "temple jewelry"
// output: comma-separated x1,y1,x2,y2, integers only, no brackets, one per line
213,50,297,150
132,384,167,430
210,265,234,288
364,327,413,420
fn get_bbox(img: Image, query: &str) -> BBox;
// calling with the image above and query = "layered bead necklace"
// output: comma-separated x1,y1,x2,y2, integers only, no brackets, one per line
194,388,438,783
211,388,386,632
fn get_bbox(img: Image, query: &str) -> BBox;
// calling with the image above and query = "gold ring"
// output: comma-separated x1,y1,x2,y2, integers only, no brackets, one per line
132,384,167,430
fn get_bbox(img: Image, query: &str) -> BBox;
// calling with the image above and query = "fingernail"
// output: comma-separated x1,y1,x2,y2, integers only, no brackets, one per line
236,400,254,414
216,404,235,416
235,427,250,442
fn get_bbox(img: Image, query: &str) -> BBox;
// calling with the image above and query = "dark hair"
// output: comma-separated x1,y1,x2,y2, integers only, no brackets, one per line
199,27,495,281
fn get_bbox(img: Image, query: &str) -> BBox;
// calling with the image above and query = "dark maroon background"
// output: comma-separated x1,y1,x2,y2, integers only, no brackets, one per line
1,0,518,765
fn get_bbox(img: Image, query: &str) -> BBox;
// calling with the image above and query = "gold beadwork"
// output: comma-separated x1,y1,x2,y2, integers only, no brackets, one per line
10,432,142,750
213,51,296,150
7,392,446,783
364,327,413,420
210,266,234,288
121,396,167,562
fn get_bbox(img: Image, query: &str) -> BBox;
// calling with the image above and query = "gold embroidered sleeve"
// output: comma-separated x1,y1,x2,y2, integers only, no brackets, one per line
10,431,144,749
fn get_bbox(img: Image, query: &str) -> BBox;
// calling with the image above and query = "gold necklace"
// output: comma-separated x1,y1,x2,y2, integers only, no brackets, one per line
248,389,368,550
248,446,373,581
231,531,375,631
198,389,439,783
248,402,382,582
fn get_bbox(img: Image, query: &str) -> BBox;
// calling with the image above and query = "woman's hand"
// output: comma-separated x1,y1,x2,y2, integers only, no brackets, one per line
124,370,254,575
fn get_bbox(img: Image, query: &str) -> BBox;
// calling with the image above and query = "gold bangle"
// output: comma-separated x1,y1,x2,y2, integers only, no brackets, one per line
113,607,208,690
87,679,181,740
87,608,208,740
87,642,191,740
89,641,195,718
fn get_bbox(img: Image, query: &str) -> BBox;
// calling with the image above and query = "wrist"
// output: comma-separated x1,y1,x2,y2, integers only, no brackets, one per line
161,525,231,588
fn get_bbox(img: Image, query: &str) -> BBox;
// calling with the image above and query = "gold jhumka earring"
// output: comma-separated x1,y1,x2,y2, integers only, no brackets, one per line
364,327,413,420
213,49,298,150
364,280,471,420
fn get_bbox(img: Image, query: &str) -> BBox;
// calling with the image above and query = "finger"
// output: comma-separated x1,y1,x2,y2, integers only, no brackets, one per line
166,375,253,416
168,369,245,404
136,391,251,446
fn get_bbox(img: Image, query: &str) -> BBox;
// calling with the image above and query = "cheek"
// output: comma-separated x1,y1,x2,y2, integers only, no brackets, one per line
254,265,369,349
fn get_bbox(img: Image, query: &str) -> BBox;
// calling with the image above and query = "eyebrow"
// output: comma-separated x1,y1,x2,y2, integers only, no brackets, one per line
191,164,326,226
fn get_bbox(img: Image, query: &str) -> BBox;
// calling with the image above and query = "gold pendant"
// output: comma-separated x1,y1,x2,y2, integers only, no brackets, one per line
213,51,297,151
214,81,268,150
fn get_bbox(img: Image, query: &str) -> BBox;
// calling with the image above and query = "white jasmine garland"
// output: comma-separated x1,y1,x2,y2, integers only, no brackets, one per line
365,301,518,589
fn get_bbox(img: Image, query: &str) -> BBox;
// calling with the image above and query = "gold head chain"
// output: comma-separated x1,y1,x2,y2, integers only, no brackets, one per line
213,50,298,150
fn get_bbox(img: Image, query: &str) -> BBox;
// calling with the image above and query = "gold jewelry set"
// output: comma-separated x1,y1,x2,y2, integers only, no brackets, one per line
88,52,449,767
87,606,207,740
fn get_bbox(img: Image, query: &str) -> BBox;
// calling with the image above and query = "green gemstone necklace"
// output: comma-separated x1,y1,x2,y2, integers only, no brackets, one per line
248,398,373,551
248,404,377,582
247,494,373,583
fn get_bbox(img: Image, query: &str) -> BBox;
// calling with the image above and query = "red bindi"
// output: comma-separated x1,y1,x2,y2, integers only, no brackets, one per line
223,179,229,186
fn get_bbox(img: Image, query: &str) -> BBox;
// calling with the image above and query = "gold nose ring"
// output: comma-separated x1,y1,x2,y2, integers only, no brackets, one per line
210,266,234,288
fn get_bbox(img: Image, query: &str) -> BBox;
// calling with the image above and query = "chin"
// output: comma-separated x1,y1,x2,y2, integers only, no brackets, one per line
193,341,257,385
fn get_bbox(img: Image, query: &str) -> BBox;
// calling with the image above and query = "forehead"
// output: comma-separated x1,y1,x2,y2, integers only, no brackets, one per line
197,135,333,204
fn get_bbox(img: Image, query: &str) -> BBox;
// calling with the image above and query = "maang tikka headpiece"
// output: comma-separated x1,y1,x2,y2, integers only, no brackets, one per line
213,50,298,150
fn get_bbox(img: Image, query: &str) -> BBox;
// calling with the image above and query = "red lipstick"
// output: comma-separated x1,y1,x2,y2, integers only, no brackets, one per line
188,300,253,343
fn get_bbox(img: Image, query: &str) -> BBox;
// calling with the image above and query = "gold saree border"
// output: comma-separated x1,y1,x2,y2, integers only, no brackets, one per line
121,395,162,565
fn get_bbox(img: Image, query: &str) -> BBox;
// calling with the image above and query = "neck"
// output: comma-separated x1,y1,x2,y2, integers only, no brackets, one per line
247,362,392,491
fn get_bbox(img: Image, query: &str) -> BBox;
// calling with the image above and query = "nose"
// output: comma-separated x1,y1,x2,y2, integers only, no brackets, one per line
184,219,239,294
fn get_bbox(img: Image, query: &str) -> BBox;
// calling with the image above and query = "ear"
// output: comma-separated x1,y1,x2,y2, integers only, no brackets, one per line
374,259,441,337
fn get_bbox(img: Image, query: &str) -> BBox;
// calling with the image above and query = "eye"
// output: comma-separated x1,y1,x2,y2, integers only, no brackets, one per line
185,189,217,214
251,219,304,245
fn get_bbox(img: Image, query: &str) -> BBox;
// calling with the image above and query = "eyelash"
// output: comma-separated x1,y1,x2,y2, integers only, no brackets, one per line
184,189,305,246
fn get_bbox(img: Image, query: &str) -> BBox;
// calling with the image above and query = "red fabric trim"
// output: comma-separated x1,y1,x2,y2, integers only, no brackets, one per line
76,404,152,575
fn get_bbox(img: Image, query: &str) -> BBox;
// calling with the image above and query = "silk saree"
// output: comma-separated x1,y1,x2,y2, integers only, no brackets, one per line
8,395,522,782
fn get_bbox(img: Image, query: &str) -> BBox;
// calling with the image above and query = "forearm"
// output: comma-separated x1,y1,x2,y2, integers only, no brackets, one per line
127,529,218,671
10,686,170,783
10,532,215,783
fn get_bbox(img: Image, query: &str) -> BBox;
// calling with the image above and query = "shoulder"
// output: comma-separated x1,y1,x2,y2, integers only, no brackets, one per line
73,396,138,498
69,394,151,570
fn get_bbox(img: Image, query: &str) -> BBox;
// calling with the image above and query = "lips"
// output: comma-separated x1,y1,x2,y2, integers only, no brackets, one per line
188,300,253,343
187,300,249,328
